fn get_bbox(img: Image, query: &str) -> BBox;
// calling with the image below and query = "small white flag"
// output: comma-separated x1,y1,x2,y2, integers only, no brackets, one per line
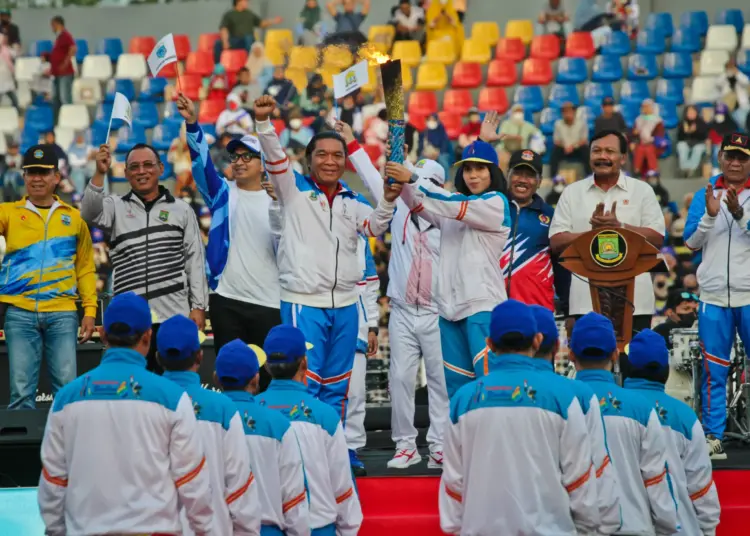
147,33,178,78
332,60,369,99
111,92,132,126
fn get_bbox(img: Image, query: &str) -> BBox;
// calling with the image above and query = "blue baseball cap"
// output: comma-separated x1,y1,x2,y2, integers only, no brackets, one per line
628,329,669,370
264,325,314,364
104,292,152,336
156,314,207,361
455,140,499,167
529,305,559,349
215,339,268,387
489,299,538,344
570,313,617,359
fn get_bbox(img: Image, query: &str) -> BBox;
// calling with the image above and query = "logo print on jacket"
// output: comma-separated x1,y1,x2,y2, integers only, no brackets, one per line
655,401,668,424
243,412,256,431
600,392,622,412
61,214,71,226
158,210,169,222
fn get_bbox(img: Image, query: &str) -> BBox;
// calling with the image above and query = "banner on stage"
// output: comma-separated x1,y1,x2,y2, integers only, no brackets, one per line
147,33,178,78
333,60,369,99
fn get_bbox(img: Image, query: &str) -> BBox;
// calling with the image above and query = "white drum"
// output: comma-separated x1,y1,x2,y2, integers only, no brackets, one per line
668,328,700,409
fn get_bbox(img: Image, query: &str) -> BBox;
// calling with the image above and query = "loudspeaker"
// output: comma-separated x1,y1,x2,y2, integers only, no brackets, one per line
0,409,47,487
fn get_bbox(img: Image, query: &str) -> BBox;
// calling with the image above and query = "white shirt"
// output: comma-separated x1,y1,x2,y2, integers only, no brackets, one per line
549,172,666,316
216,188,281,309
392,7,425,31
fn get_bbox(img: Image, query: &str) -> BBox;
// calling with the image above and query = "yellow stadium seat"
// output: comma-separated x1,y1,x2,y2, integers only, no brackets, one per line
425,39,457,65
318,66,337,88
322,45,353,70
461,39,491,64
415,62,448,91
265,45,287,67
361,65,378,93
285,68,309,92
401,64,413,91
368,25,396,47
471,21,501,46
391,40,422,68
288,46,319,71
265,29,294,50
505,20,534,45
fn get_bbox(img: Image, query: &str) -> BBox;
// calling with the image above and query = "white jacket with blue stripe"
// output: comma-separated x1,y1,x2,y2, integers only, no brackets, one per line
256,119,396,309
356,235,379,354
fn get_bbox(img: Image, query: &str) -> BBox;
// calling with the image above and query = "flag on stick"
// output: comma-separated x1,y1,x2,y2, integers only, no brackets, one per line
332,60,369,99
105,92,133,144
147,33,182,91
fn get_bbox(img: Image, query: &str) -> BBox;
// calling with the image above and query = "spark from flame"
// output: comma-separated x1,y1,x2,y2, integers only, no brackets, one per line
358,44,391,65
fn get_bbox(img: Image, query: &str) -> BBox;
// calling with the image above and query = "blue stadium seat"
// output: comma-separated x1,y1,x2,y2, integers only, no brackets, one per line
656,78,685,106
600,31,630,56
132,102,160,130
542,136,554,165
646,13,674,38
94,102,114,125
662,52,692,79
98,38,124,63
160,157,174,180
592,55,623,83
658,102,679,129
578,106,598,132
163,101,183,130
30,40,53,57
621,102,640,129
681,11,709,37
620,80,650,108
635,29,666,55
75,39,89,65
539,107,561,136
91,123,108,146
25,104,54,132
548,84,580,109
556,57,587,84
513,85,544,113
200,123,217,140
115,125,148,154
671,27,701,53
105,79,136,103
738,51,750,77
583,82,614,109
627,54,659,80
140,78,169,102
153,123,181,151
716,9,744,35
20,126,41,152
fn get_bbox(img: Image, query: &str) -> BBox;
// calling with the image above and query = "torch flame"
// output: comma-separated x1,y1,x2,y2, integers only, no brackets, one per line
358,44,391,65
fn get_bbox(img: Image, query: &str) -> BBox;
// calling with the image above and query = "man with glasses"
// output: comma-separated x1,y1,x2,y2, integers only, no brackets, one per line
81,143,208,373
652,288,699,349
685,132,750,460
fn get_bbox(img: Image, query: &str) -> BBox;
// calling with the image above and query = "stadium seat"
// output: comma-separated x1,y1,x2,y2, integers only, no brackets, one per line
600,31,630,56
81,55,114,81
132,102,160,130
75,39,89,65
577,106,598,131
98,38,124,63
285,68,308,92
495,38,526,63
521,58,553,85
592,55,623,82
265,29,294,51
185,51,214,77
53,127,74,153
317,66,336,88
129,36,157,57
322,45,352,70
681,11,709,37
461,39,491,64
416,62,448,91
169,34,191,61
705,25,739,51
738,49,750,77
20,126,41,152
408,91,438,117
368,25,396,48
671,27,701,53
115,125,148,154
646,12,674,38
659,101,679,129
73,78,103,106
662,52,693,79
288,46,319,71
620,80,650,107
741,25,750,50
443,89,475,115
699,50,731,76
505,20,534,45
437,111,463,140
105,79,136,103
264,44,287,67
656,78,685,106
716,9,744,34
636,29,666,55
152,123,181,152
25,104,54,132
451,62,483,89
426,39,456,64
471,21,500,46
478,87,509,114
14,57,41,83
539,107,561,136
140,77,168,102
408,113,426,132
513,86,544,113
198,32,220,53
690,76,721,104
391,40,422,67
565,32,595,59
548,84,579,109
627,54,659,80
620,102,640,128
162,101,183,130
30,39,53,57
115,53,148,80
220,49,249,74
94,102,114,127
198,99,225,124
530,34,560,61
157,61,179,79
556,57,587,84
0,107,19,135
200,123,217,140
177,73,203,101
486,59,518,86
360,65,378,93
583,82,614,109
58,104,90,131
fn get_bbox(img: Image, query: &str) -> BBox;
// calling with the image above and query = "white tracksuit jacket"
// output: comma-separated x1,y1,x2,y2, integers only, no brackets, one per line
356,234,380,353
256,119,396,309
37,348,215,536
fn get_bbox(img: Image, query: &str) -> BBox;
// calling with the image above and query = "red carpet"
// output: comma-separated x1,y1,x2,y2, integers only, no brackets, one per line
356,471,746,535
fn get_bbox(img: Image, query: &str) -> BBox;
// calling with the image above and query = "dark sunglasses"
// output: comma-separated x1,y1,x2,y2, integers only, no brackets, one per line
722,151,750,163
679,292,699,301
229,152,260,163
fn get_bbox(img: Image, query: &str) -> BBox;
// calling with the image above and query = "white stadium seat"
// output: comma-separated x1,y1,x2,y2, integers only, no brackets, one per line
0,106,20,134
81,54,113,81
741,24,750,50
690,76,721,104
705,24,738,52
54,127,75,151
0,134,7,156
14,57,41,83
115,53,147,80
73,78,103,106
699,50,731,76
57,104,91,131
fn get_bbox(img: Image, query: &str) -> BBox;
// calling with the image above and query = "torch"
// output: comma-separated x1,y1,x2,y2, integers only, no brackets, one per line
379,59,405,182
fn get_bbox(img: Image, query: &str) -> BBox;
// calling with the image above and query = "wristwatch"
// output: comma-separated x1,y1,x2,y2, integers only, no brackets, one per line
732,207,744,221
368,327,379,336
409,172,419,184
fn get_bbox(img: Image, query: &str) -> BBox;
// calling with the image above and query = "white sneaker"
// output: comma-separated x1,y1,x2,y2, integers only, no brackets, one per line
387,448,422,469
427,450,443,470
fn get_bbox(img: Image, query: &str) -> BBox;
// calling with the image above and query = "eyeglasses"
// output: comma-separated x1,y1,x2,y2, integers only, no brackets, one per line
126,161,158,173
679,292,699,301
229,152,260,163
722,152,750,163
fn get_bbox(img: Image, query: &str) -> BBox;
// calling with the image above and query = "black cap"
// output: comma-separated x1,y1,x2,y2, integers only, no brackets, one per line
720,132,750,156
602,96,615,106
666,288,699,311
22,145,58,170
509,149,543,176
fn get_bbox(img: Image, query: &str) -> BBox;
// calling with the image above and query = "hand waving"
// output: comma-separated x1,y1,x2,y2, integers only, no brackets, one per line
254,95,277,122
176,92,197,124
479,110,504,143
724,186,741,216
705,184,721,217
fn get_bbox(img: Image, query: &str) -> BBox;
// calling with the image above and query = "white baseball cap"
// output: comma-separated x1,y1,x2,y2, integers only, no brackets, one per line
226,135,262,156
413,159,446,185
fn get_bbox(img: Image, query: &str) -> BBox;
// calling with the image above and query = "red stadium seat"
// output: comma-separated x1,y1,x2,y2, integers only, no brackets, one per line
272,119,286,136
409,113,427,132
443,89,474,115
566,32,596,59
521,58,553,85
198,99,225,123
451,61,483,88
185,51,214,77
408,91,438,116
478,87,509,114
129,36,157,57
177,73,202,100
363,144,383,164
173,34,191,61
486,59,518,86
438,111,463,140
198,32,220,53
220,49,248,74
302,116,315,127
530,34,561,60
159,62,179,78
495,37,526,63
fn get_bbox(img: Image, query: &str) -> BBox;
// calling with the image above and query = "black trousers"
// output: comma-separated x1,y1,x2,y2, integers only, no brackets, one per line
549,145,592,177
209,293,282,392
146,323,162,374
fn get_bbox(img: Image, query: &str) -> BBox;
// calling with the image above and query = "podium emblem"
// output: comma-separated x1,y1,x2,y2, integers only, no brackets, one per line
591,230,627,268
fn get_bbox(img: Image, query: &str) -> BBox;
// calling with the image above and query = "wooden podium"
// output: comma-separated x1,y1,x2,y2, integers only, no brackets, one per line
558,228,662,351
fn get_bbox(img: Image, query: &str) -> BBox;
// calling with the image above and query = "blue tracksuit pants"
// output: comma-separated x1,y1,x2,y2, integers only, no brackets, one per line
698,302,750,439
439,311,491,398
281,301,358,423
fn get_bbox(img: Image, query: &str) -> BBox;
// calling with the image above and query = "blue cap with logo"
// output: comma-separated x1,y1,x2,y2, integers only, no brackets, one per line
455,140,499,167
104,292,152,336
264,325,314,364
215,339,267,387
529,305,559,349
156,314,207,361
489,299,538,344
570,312,617,359
627,329,669,370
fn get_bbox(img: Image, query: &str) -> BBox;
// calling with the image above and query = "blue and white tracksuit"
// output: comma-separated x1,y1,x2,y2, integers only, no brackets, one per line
684,175,750,439
625,378,721,536
256,119,396,419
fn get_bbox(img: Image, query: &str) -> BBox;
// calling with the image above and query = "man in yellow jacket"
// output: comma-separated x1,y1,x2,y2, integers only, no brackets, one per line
0,144,97,409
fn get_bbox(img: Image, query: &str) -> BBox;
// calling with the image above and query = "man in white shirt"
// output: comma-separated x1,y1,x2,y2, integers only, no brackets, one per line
549,129,665,334
178,93,281,389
